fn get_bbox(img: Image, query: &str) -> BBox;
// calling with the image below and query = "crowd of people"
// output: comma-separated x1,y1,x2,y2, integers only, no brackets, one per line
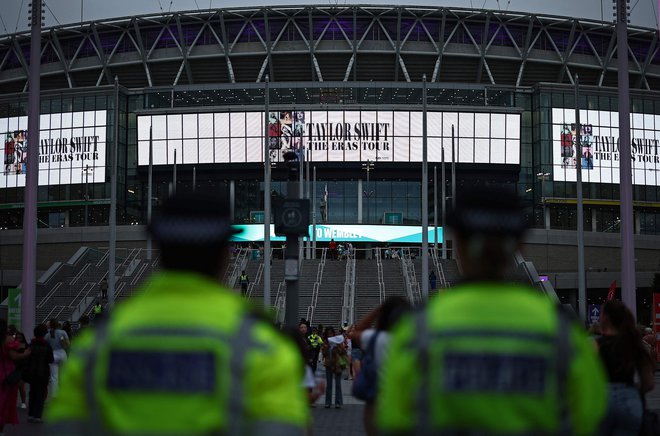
0,187,655,435
0,316,84,434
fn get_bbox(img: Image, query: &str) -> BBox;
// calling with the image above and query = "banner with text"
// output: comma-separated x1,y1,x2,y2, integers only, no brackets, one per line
0,111,107,189
552,108,660,186
231,224,443,244
137,110,520,165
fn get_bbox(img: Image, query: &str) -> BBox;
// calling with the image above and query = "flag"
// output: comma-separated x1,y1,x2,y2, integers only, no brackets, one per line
323,183,328,205
607,280,617,301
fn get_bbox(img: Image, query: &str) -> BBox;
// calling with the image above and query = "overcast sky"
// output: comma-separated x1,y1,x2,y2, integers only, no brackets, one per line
0,0,658,36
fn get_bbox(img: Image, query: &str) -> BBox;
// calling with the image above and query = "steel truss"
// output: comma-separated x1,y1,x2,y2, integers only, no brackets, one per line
0,5,659,91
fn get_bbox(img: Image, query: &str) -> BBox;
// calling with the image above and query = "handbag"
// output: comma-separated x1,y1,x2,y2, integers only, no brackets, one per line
0,347,21,387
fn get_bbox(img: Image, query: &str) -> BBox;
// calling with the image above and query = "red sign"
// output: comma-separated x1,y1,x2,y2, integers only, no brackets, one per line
653,293,660,362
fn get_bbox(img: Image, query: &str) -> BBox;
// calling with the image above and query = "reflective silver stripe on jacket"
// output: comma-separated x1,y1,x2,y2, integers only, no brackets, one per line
66,315,282,435
412,305,574,435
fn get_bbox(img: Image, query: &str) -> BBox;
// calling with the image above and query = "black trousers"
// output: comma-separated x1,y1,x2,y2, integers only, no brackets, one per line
29,379,48,419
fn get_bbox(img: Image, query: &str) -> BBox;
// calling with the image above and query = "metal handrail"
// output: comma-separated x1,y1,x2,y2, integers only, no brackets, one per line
246,262,264,299
400,255,414,303
307,248,327,325
375,248,385,303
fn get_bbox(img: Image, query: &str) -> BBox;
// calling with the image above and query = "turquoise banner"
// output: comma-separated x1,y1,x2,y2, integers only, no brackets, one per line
231,224,443,244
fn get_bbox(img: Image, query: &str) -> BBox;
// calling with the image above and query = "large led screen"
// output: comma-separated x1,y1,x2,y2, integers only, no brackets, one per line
0,111,107,188
137,111,520,165
552,108,660,186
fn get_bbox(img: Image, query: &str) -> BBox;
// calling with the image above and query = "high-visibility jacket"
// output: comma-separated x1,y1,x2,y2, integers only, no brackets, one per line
376,282,607,436
93,304,102,315
308,333,323,348
240,274,249,284
46,271,309,435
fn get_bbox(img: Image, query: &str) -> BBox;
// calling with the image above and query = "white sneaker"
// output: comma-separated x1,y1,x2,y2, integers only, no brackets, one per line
20,403,26,409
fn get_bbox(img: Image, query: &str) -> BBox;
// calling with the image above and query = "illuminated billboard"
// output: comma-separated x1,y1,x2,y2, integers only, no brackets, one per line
137,110,520,165
552,108,660,186
231,224,443,244
0,111,107,188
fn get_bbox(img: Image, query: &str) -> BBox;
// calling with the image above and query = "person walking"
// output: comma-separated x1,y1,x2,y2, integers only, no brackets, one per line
24,324,54,424
7,325,27,410
307,327,323,374
376,186,607,435
99,278,108,300
429,270,437,292
0,319,30,434
46,190,309,435
239,270,250,296
328,239,337,260
45,319,69,399
321,327,347,409
597,299,655,434
351,297,411,436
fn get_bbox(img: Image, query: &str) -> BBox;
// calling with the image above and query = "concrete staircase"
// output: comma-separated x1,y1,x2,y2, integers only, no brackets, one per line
312,259,346,330
354,260,382,323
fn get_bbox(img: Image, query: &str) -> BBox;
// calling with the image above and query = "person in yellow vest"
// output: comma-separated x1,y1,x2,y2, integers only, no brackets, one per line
46,190,309,435
307,326,324,374
239,270,250,296
376,185,607,436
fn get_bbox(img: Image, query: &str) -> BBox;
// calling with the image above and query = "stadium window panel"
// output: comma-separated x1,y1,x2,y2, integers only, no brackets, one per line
428,112,442,137
458,112,474,139
167,115,183,140
409,137,423,162
393,111,410,137
214,138,230,163
506,114,520,139
490,113,505,138
230,138,246,163
410,111,423,138
137,116,151,142
152,115,167,140
182,114,198,139
198,113,214,138
393,136,410,162
491,139,505,164
474,138,489,163
167,140,183,165
506,140,520,165
458,137,474,164
474,113,490,138
182,139,198,164
246,137,261,163
214,113,230,138
198,139,214,164
230,112,246,139
428,137,442,162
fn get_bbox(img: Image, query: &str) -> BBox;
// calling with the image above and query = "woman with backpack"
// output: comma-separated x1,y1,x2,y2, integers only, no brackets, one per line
25,324,53,423
351,297,411,436
321,327,347,409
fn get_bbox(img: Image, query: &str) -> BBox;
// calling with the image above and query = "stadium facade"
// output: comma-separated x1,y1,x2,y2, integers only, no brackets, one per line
0,5,659,312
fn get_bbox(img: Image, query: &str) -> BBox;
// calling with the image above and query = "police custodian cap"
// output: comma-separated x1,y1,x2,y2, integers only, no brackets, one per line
148,191,241,245
446,185,527,237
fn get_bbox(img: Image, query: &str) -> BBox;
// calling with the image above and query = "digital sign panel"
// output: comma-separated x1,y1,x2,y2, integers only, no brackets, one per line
0,111,107,188
552,108,660,186
137,110,521,165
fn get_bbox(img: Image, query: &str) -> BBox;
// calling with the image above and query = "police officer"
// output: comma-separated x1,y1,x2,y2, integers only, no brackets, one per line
376,185,607,435
239,270,250,295
47,191,309,435
307,327,324,373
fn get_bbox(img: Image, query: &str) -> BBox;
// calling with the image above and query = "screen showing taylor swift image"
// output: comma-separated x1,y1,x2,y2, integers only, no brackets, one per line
269,111,305,161
3,130,27,176
137,110,522,165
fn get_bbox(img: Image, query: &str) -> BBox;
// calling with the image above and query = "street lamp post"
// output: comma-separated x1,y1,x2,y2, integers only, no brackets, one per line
362,160,374,223
83,165,94,227
536,172,551,229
